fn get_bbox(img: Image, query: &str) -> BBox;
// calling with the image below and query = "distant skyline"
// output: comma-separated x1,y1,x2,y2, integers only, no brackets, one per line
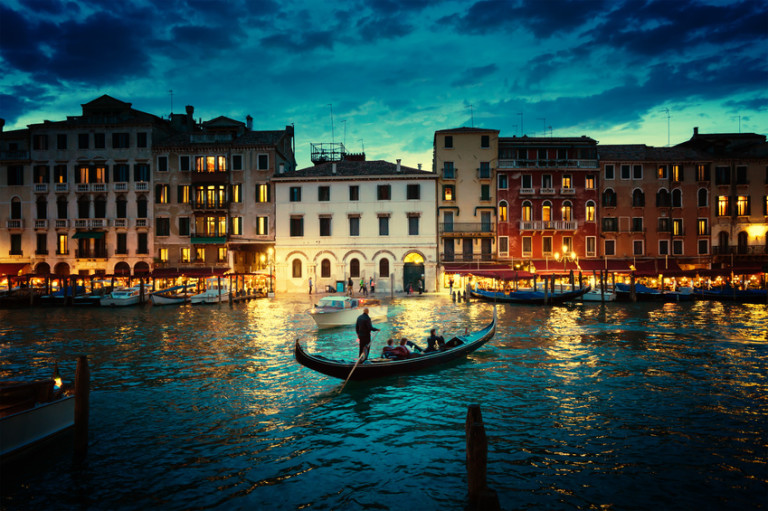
1,0,766,169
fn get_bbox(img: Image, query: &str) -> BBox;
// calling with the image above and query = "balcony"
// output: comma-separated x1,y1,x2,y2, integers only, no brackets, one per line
497,159,598,169
6,219,23,229
90,218,107,228
0,150,29,160
114,218,128,228
520,188,534,195
35,219,48,229
55,183,69,193
439,253,494,263
191,199,231,210
560,187,575,195
135,182,149,192
91,183,107,192
136,218,148,228
540,188,555,195
76,184,90,193
55,219,69,229
114,182,128,192
519,220,578,231
75,219,89,229
439,223,495,235
34,183,48,193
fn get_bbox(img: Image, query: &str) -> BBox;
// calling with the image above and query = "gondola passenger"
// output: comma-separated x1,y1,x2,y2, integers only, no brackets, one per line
425,328,445,352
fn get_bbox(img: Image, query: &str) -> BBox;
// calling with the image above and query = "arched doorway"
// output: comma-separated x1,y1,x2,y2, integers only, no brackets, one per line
53,262,70,276
134,262,150,276
114,262,131,276
737,232,748,254
34,262,51,275
403,252,425,292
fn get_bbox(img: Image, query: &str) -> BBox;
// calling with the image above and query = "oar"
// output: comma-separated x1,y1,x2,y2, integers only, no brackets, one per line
339,331,379,392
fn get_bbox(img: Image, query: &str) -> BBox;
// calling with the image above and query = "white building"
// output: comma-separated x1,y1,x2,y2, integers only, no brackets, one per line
272,159,438,294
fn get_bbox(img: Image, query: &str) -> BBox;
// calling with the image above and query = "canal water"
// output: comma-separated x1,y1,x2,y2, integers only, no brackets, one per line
1,295,766,510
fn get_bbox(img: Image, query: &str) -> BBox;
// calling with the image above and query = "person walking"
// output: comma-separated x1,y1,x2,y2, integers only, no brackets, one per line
347,276,353,296
370,277,375,294
309,277,313,295
355,307,379,361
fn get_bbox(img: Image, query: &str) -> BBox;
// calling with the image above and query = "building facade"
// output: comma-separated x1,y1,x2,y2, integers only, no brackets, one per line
272,159,438,294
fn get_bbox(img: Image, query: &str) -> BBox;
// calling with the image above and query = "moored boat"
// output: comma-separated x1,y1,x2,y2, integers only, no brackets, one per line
615,283,694,302
693,286,768,303
150,284,195,306
190,277,230,304
470,285,590,305
295,306,496,381
580,286,617,302
308,296,388,329
100,286,145,307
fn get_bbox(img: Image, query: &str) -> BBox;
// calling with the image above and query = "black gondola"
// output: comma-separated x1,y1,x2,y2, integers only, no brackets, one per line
470,286,590,305
294,307,496,381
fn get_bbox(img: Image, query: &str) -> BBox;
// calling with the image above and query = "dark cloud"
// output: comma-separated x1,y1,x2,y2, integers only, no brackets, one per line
18,0,69,15
366,0,433,15
260,30,336,53
451,64,498,87
171,24,244,51
356,15,414,41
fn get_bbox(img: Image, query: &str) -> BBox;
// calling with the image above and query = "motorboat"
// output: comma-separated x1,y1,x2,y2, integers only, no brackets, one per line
580,286,616,302
308,296,387,329
190,278,230,304
100,286,145,307
150,284,195,306
470,285,590,305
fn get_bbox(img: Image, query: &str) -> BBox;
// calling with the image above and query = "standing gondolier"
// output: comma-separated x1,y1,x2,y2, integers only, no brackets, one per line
355,307,379,361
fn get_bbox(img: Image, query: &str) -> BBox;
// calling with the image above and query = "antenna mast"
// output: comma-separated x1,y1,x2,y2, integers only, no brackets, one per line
329,104,335,145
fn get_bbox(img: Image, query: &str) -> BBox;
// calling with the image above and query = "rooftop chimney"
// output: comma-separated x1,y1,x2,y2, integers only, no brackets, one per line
396,159,401,172
418,163,422,170
0,118,4,132
279,163,285,174
185,105,194,126
246,115,253,130
693,127,699,136
332,163,337,174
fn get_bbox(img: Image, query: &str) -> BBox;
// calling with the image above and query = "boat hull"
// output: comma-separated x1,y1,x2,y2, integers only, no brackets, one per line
693,288,768,303
295,307,496,381
0,395,75,459
309,305,388,329
190,292,230,304
470,286,590,305
614,283,694,302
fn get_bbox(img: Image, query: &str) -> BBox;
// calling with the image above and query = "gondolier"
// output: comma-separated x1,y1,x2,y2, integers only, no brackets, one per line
355,307,379,361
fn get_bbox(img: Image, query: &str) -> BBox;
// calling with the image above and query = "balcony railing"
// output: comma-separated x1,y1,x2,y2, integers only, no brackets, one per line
135,218,148,227
712,245,767,255
6,219,23,229
191,199,231,209
55,219,69,229
439,253,494,263
55,183,69,193
34,183,48,193
519,220,578,231
439,223,495,234
135,182,149,192
35,219,48,229
114,218,128,228
114,182,128,192
497,159,599,169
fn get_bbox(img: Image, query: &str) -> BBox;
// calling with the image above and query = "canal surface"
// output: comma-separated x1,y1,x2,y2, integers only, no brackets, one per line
1,295,766,510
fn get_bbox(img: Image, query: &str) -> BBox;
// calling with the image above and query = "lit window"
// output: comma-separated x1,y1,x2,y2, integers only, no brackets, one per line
562,175,572,189
585,175,595,189
196,248,205,262
522,202,532,222
159,248,168,262
498,202,508,222
717,196,730,216
736,196,749,216
218,247,227,262
181,248,190,263
542,202,551,222
586,201,595,222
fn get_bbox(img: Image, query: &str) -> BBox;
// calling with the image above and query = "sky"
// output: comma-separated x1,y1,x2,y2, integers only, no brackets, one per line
1,0,766,170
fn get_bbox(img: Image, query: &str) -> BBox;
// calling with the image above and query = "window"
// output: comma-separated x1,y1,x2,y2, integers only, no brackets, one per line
715,166,730,185
158,156,168,172
632,189,645,207
481,135,489,148
179,217,190,236
378,215,389,236
114,164,129,183
180,156,190,172
158,248,169,263
57,134,67,150
320,259,331,278
10,197,21,219
135,164,150,182
562,175,572,189
443,162,455,179
602,217,618,231
697,164,710,181
195,248,205,262
698,218,709,235
377,185,391,200
621,164,631,180
736,166,748,184
112,133,130,148
717,196,730,216
349,216,360,236
257,154,269,170
156,218,170,236
319,216,332,236
561,201,572,221
407,184,420,200
232,155,243,170
479,162,490,178
585,174,595,189
542,236,552,255
78,133,89,149
498,201,508,222
256,184,270,202
542,175,552,189
318,186,330,201
658,217,671,232
137,232,148,254
155,184,170,204
7,165,23,186
32,134,48,150
480,184,490,201
586,236,596,257
522,201,532,222
57,233,68,255
633,165,643,180
604,164,614,180
36,233,47,255
379,258,390,278
54,165,67,183
94,133,105,149
290,216,304,236
659,239,669,256
498,174,508,189
289,187,301,202
673,218,683,236
633,240,644,256
522,174,532,189
218,247,227,262
522,237,532,256
77,196,90,218
137,132,147,148
656,189,671,207
671,165,683,182
632,217,644,232
445,135,453,148
256,216,269,235
350,258,360,278
36,197,47,219
736,196,750,216
657,165,668,179
698,188,708,207
499,236,508,256
672,189,682,207
349,185,359,201
542,201,551,222
586,201,595,222
231,217,243,235
603,189,616,207
604,239,615,256
9,234,22,255
408,215,419,235
698,239,709,255
181,248,190,263
443,185,455,201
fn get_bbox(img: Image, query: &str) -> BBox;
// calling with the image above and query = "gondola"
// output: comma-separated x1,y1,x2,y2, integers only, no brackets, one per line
294,307,496,381
614,283,695,302
469,286,590,305
693,286,768,304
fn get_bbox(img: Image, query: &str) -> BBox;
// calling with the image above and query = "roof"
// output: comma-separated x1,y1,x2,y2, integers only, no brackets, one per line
435,126,500,135
597,144,704,161
273,160,437,179
154,128,289,148
28,94,168,129
499,135,597,146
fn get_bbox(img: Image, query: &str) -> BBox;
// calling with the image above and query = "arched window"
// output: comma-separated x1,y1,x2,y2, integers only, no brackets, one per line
585,200,595,222
672,188,682,208
292,259,302,278
57,196,68,219
522,201,532,222
116,195,127,218
11,197,21,219
350,258,360,278
77,196,90,218
321,259,331,278
542,201,552,222
137,195,148,218
36,196,47,219
94,195,107,218
656,189,671,207
632,189,645,207
379,258,390,278
698,188,708,207
737,232,748,254
498,200,508,222
602,189,616,207
718,231,729,254
561,201,572,222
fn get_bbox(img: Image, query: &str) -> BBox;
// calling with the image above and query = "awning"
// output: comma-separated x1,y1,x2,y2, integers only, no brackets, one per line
579,259,632,272
0,263,27,275
151,267,230,278
191,236,226,244
72,231,105,239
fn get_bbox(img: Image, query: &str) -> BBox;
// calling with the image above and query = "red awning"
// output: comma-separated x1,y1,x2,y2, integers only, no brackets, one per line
0,263,28,276
578,259,632,272
151,267,230,278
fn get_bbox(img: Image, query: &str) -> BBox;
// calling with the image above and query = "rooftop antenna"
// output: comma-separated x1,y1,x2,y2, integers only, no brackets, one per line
169,89,174,115
358,138,365,154
738,115,741,133
537,117,546,137
662,108,670,146
342,119,347,146
469,104,474,127
518,112,524,136
328,103,335,145
548,126,553,138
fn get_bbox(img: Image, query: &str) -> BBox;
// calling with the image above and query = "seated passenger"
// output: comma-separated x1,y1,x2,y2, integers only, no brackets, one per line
382,339,396,359
425,328,445,352
391,338,411,359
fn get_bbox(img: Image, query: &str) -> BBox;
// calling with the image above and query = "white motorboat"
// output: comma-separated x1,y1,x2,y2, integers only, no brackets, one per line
190,278,230,304
100,286,144,307
308,296,388,329
580,286,617,302
150,284,195,306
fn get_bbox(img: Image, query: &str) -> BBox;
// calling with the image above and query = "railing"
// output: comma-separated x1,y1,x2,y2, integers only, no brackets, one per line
91,183,107,192
135,182,149,192
135,218,148,227
0,150,29,160
34,183,48,193
439,223,495,234
519,220,578,231
497,159,599,169
520,188,534,195
75,219,89,228
191,199,231,209
55,219,69,229
114,218,128,228
439,253,494,263
540,188,555,195
114,182,128,192
55,183,68,193
35,219,48,229
560,188,575,195
90,218,107,228
6,219,22,229
76,184,90,193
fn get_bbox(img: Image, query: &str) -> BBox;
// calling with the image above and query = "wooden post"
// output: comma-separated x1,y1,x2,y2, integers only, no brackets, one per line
544,276,549,305
466,405,500,510
74,355,90,461
630,273,637,302
229,275,233,305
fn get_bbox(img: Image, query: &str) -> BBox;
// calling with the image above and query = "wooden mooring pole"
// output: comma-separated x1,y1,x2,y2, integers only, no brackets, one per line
74,355,90,461
466,404,500,510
